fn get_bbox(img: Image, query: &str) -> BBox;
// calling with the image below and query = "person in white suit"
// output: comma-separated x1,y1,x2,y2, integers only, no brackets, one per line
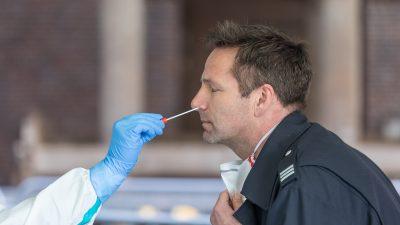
0,113,165,225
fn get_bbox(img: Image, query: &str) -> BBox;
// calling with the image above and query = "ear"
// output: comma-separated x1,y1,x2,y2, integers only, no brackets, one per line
254,84,275,117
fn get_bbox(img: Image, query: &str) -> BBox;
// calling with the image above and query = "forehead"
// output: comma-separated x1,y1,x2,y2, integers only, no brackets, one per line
201,47,238,83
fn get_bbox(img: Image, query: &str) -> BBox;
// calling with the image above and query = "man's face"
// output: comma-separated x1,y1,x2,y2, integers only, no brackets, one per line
191,48,253,145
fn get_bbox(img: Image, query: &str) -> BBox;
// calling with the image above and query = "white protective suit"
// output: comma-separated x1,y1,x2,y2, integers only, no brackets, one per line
0,168,101,225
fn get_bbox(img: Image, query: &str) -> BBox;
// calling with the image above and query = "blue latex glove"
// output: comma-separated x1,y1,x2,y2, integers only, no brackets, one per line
90,113,165,202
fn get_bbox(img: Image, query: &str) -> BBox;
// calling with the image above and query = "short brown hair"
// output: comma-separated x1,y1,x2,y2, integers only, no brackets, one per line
206,21,313,108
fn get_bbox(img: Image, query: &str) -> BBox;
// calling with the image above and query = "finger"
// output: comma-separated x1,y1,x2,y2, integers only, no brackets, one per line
145,117,166,134
231,192,244,211
138,113,163,119
220,190,230,200
128,116,165,132
217,190,231,206
119,113,164,128
124,118,164,137
141,132,155,143
123,113,163,121
134,114,164,124
132,123,158,141
213,190,235,219
136,118,164,136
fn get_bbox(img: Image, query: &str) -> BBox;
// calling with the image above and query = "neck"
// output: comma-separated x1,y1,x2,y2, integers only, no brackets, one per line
228,107,297,160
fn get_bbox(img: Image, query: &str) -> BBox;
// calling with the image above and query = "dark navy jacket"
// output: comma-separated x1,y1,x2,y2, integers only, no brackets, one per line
233,111,400,225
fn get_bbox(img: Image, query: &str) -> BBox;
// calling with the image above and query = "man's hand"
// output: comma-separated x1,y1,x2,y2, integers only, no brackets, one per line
231,192,244,211
210,190,242,225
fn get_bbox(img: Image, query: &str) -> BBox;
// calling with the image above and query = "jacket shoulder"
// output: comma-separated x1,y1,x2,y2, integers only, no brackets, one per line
289,123,400,224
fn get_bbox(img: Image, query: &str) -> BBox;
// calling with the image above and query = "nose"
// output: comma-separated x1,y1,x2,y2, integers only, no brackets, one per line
191,87,208,111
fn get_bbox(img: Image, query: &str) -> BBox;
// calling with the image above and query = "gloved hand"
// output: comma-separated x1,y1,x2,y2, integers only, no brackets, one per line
90,113,165,202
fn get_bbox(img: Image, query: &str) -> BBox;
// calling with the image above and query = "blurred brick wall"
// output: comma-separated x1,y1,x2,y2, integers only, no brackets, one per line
364,1,400,140
144,0,312,140
181,0,313,134
0,0,99,184
146,0,185,139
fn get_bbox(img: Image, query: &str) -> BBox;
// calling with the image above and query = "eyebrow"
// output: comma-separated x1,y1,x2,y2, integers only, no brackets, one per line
200,77,220,84
201,78,223,89
200,78,212,83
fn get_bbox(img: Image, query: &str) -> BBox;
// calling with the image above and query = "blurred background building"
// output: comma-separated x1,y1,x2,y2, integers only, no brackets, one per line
0,0,400,224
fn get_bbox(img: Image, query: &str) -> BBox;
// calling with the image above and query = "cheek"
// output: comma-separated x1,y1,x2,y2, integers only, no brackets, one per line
227,103,251,125
209,95,235,115
212,96,250,126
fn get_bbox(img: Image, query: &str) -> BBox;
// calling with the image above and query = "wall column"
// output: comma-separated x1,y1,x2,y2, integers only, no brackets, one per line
308,0,362,144
100,0,147,141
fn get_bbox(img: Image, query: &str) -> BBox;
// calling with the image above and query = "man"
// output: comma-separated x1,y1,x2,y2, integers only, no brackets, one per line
191,21,400,225
0,113,165,225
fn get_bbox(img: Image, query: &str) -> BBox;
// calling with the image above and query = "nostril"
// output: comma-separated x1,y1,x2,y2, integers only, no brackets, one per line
197,105,207,112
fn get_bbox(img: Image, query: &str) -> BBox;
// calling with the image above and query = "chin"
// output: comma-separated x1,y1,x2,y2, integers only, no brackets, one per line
202,132,221,144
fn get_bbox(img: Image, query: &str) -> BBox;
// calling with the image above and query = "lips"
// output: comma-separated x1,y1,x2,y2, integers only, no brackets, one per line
201,119,212,125
200,114,212,129
200,118,212,129
201,121,213,131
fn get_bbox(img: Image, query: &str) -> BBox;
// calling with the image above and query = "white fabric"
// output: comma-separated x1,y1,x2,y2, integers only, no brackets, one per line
0,168,101,225
220,125,277,199
220,159,252,201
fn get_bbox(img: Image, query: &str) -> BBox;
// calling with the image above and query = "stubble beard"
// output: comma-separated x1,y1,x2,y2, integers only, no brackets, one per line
202,127,233,146
202,131,221,144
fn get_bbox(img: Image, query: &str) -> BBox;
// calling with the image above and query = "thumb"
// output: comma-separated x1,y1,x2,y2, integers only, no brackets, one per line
231,192,244,211
216,190,233,210
219,190,231,203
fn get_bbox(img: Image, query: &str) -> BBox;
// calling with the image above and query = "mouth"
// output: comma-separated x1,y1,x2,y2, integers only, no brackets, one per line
199,113,213,127
200,115,211,123
201,119,211,123
201,120,213,130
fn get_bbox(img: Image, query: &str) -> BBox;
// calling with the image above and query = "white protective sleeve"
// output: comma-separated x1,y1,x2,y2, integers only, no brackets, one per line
0,168,102,225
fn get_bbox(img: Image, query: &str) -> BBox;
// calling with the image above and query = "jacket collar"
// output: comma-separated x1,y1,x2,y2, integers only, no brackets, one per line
240,110,311,210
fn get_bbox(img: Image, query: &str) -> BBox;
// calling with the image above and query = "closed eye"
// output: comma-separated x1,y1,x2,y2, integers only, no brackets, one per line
211,88,219,93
